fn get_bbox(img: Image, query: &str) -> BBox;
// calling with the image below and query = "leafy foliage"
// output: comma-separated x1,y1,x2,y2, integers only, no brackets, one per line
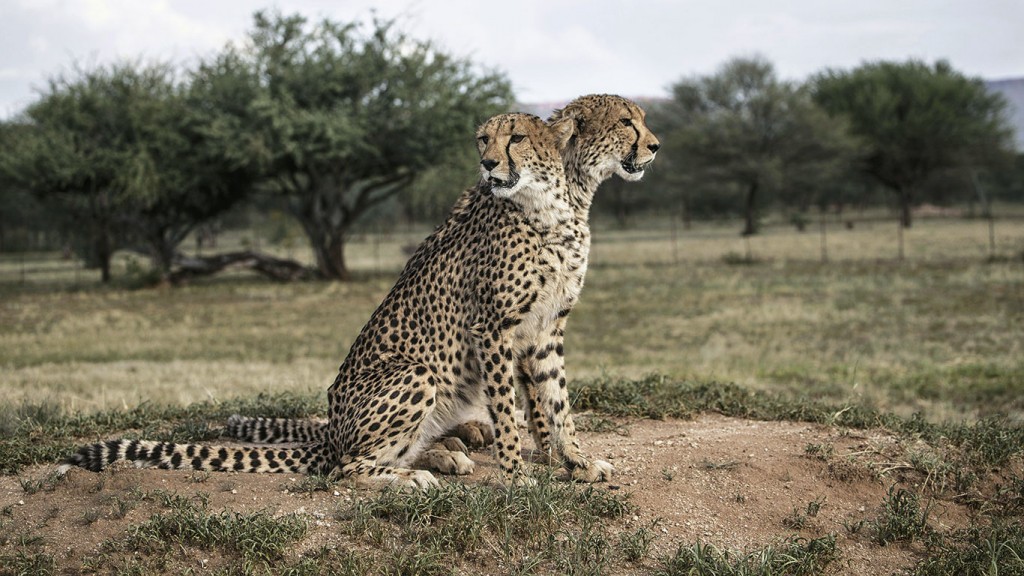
813,59,1015,227
0,62,255,280
648,56,857,234
232,11,513,279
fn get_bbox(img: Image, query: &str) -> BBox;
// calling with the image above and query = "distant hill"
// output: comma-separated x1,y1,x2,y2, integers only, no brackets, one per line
986,78,1024,151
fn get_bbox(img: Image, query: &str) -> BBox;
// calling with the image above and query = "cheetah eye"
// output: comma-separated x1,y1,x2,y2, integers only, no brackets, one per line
620,118,633,127
478,135,489,145
510,134,526,143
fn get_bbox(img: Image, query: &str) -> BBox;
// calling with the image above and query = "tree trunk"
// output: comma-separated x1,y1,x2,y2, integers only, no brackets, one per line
742,181,759,236
312,229,349,281
90,189,114,283
897,186,913,229
151,238,176,278
95,228,112,283
144,225,192,280
290,174,412,282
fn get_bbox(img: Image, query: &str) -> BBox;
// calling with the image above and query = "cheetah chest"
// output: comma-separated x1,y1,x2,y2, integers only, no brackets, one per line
518,226,590,337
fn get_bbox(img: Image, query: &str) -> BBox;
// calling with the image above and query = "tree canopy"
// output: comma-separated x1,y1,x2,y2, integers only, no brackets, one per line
653,56,856,235
0,11,513,282
0,62,256,281
233,11,513,279
812,59,1014,227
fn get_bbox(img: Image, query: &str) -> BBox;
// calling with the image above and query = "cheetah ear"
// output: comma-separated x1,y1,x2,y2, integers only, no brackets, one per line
550,101,590,143
550,117,575,152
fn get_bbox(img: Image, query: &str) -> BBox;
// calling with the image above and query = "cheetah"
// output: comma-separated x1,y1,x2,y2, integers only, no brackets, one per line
226,95,661,481
514,95,660,469
61,112,605,488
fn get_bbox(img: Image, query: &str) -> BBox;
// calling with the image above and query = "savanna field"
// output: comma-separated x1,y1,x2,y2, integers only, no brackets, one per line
1,215,1023,574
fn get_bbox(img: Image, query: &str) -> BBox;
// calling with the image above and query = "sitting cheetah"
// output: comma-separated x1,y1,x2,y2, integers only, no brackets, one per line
227,95,661,479
514,95,660,465
61,112,609,488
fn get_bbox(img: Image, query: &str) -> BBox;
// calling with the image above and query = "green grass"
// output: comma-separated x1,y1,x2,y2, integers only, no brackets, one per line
656,535,840,576
913,521,1024,576
338,473,634,574
90,490,308,573
873,485,933,545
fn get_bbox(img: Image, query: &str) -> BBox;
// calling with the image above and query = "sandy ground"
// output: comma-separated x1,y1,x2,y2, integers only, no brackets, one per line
1,413,998,574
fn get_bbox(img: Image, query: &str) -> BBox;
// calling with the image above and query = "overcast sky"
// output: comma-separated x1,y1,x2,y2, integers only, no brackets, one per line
1,0,1021,117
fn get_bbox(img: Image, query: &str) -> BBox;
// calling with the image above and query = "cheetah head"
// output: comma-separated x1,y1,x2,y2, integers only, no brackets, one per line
549,94,661,183
476,113,573,200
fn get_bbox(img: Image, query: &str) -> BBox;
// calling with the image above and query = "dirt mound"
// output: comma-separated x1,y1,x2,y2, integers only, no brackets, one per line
0,415,983,573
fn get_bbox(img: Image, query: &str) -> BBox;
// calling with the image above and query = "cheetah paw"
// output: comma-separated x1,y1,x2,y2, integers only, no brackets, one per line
418,448,475,475
571,459,614,483
447,421,494,449
510,472,537,488
397,470,440,490
435,437,470,455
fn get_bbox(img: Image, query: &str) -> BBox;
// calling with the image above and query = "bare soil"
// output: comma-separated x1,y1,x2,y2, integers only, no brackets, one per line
1,414,997,574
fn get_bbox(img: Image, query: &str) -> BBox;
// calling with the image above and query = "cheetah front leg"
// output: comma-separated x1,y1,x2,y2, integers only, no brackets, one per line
472,325,531,485
523,318,612,483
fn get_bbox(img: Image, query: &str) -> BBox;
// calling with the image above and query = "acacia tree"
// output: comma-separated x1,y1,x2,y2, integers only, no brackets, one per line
238,12,512,280
660,57,855,235
813,60,1014,228
0,63,254,281
0,65,141,281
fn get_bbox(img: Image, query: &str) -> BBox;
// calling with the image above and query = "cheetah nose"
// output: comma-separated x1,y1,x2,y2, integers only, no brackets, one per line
480,159,499,171
648,143,661,153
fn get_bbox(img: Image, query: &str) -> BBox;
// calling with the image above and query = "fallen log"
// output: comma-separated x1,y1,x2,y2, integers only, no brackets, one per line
169,250,314,284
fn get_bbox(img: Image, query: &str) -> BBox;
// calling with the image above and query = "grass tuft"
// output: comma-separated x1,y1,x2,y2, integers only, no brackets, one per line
619,522,658,563
102,489,307,567
873,485,932,545
337,474,636,573
783,497,825,531
656,535,839,576
289,475,335,494
0,551,57,576
913,521,1024,576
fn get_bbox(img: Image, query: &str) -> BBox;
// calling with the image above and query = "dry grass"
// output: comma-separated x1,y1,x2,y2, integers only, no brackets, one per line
1,216,1022,421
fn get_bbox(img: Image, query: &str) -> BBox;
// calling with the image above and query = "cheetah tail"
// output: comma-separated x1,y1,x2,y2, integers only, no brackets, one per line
225,414,329,444
58,439,334,476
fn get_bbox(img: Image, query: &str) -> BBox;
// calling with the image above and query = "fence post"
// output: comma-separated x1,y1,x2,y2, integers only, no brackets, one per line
897,218,905,262
819,213,828,263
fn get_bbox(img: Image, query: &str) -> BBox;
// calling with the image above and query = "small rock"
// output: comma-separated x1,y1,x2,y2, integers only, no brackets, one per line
333,491,341,497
